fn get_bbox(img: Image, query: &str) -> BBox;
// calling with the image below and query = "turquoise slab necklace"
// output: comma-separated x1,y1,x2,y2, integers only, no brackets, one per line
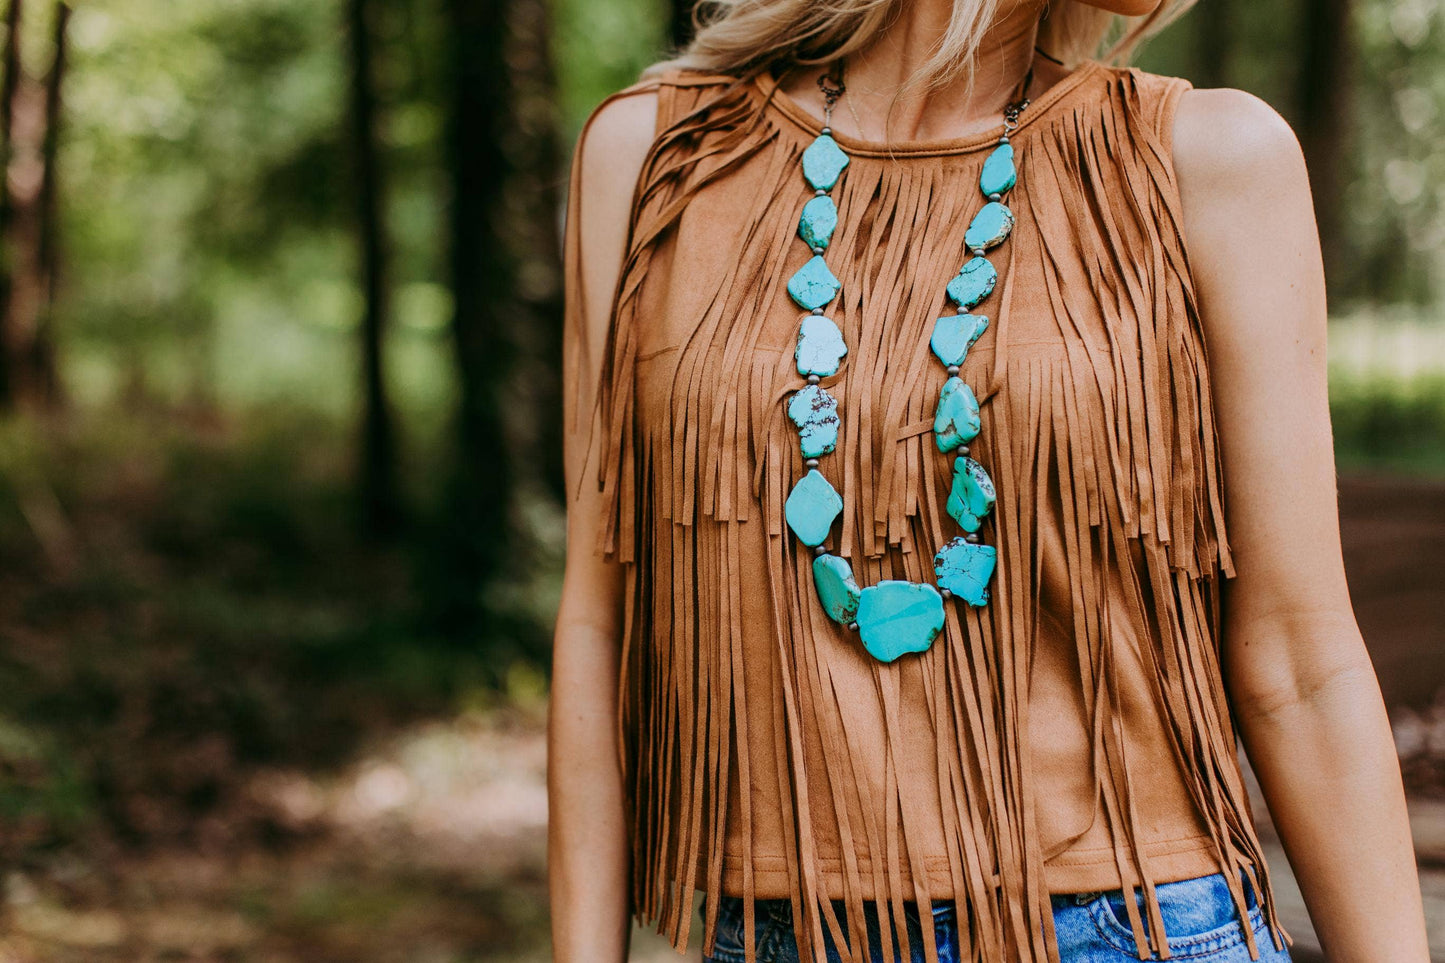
782,64,1031,663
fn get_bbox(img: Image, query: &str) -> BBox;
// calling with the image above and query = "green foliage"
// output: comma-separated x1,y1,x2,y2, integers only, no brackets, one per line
1350,0,1445,306
1331,375,1445,473
553,0,668,135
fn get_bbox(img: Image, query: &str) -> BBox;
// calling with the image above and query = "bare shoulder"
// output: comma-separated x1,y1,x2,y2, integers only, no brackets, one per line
575,85,661,210
1171,87,1307,205
1169,86,1327,349
568,85,661,363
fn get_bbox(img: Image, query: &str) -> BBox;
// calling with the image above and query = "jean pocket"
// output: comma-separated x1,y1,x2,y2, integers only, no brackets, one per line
1087,873,1269,960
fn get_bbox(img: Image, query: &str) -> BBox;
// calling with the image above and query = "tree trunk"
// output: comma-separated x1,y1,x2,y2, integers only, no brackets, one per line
0,0,61,411
1194,0,1231,90
432,0,516,643
346,0,402,537
0,0,23,408
671,0,695,50
31,0,68,409
507,0,566,504
1296,0,1350,295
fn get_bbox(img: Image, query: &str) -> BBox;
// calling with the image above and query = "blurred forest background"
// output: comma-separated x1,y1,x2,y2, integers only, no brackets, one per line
0,0,1437,960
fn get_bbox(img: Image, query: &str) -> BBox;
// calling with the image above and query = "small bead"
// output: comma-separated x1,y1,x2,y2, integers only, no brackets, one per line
958,445,970,456
814,544,828,556
939,588,952,599
971,248,986,258
812,246,824,255
812,307,825,315
987,193,1001,202
847,621,859,632
821,126,831,135
946,365,960,376
965,533,981,543
807,373,820,384
999,135,1009,145
805,457,819,468
815,188,827,196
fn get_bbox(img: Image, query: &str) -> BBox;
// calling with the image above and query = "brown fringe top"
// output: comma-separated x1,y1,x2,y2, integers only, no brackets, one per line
563,59,1291,963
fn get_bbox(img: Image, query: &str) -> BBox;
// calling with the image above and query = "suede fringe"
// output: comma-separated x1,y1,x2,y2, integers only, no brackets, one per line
564,64,1290,963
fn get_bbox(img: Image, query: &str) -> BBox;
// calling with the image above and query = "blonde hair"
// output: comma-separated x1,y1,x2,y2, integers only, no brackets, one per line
647,0,1197,94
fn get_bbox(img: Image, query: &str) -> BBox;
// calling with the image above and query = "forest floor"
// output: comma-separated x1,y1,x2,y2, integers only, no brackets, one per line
0,473,1438,962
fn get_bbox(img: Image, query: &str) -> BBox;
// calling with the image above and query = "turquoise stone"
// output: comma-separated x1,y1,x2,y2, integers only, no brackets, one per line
855,580,945,662
787,255,841,311
798,196,838,250
802,134,849,191
787,384,840,459
979,141,1017,196
784,468,842,546
812,553,862,624
946,257,997,309
933,377,981,452
933,537,997,606
964,201,1015,252
929,313,989,367
795,313,847,377
946,455,996,533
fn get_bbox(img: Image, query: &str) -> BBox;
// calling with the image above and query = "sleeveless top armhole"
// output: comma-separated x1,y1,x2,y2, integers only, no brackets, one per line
580,69,764,563
560,73,664,542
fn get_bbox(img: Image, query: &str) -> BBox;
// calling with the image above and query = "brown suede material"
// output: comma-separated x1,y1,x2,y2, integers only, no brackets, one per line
563,60,1287,963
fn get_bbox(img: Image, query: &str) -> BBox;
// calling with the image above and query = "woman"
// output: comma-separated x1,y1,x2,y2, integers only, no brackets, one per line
549,0,1430,959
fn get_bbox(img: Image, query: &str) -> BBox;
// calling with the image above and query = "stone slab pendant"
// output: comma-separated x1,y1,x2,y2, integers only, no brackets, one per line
979,141,1017,196
812,553,862,624
946,455,996,532
933,376,981,452
802,134,849,191
787,255,841,311
855,580,945,662
946,257,997,310
784,468,842,546
795,314,847,377
798,195,838,250
934,537,997,606
787,384,840,458
930,313,989,367
964,201,1015,252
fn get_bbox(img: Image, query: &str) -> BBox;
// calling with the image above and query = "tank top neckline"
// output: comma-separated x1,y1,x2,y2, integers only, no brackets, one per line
749,58,1103,158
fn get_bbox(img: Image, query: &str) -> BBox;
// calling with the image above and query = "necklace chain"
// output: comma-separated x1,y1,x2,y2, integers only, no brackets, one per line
816,60,1035,141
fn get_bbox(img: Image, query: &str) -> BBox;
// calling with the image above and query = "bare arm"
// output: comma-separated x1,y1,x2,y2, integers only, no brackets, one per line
1174,88,1428,962
548,88,658,963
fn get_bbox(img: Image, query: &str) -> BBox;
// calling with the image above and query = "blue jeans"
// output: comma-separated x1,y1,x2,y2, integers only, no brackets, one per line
703,871,1291,962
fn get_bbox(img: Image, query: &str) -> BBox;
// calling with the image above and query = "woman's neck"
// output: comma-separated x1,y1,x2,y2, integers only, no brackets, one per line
783,0,1063,143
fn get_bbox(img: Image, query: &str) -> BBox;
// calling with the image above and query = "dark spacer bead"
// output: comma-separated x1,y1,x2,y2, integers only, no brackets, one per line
805,457,819,468
847,621,859,632
813,544,828,556
946,365,960,376
940,588,952,600
807,373,820,384
965,533,981,543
